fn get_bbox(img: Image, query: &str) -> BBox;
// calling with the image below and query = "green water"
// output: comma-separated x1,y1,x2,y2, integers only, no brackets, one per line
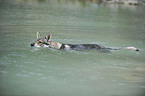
0,0,145,96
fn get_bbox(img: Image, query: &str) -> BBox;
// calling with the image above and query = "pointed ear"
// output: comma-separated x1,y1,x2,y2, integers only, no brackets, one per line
37,32,41,40
45,32,52,41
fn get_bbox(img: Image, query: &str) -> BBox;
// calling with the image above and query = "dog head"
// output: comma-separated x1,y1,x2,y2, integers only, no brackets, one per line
31,32,52,47
31,32,62,49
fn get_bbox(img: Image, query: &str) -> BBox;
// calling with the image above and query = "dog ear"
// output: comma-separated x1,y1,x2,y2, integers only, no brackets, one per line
45,32,52,41
37,32,41,40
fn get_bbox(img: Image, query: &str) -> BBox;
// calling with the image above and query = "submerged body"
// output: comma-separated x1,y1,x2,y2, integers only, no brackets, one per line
31,32,139,52
60,44,106,50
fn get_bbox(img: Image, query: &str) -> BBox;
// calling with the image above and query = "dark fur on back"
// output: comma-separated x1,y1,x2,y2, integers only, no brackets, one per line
60,44,105,50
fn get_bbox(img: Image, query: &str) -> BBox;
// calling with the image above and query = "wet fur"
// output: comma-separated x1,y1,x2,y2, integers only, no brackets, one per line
31,32,139,52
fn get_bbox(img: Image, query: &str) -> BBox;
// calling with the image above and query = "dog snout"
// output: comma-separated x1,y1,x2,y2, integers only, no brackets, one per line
31,43,35,46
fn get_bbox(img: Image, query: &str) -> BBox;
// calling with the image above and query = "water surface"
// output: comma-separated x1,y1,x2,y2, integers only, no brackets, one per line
0,0,145,96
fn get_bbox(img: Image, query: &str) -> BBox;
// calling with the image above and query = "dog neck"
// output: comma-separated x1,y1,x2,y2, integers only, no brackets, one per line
49,41,62,49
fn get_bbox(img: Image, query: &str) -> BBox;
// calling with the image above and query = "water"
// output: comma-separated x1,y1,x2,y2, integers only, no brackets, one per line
0,0,145,96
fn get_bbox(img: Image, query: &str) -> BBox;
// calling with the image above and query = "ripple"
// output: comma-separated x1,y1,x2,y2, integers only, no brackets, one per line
24,62,35,64
0,71,8,74
16,73,29,77
141,86,145,88
108,66,128,70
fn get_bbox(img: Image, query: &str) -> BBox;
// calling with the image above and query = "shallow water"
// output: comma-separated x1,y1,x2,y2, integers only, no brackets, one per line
0,0,145,96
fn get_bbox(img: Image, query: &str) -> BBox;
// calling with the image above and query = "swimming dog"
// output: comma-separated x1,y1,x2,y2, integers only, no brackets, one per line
31,32,139,51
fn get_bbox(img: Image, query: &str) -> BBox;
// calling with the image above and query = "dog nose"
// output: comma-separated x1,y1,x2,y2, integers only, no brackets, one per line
31,43,35,46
